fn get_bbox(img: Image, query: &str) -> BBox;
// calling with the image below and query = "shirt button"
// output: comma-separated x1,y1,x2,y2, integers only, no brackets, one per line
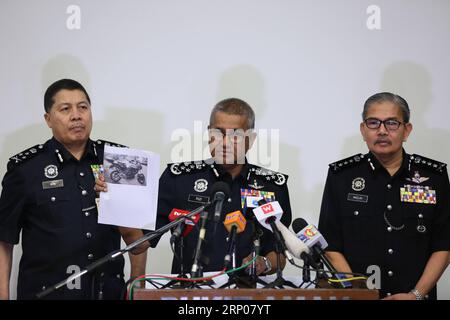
88,254,94,260
388,249,394,254
387,227,393,232
79,172,85,177
42,286,46,291
387,292,392,297
82,190,88,196
387,184,392,189
387,204,392,211
418,214,423,219
354,211,359,216
86,232,92,239
228,198,232,203
85,211,90,217
51,197,56,202
388,271,394,277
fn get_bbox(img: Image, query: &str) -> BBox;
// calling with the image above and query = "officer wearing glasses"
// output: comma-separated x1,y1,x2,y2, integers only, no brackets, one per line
318,92,450,299
155,98,293,277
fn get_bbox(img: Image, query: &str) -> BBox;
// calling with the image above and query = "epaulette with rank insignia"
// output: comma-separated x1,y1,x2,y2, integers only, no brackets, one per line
94,139,128,148
410,154,447,174
329,153,365,173
168,160,208,176
248,165,288,186
7,144,45,170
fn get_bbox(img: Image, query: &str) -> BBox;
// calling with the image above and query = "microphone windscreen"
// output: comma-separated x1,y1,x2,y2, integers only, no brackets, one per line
292,218,308,234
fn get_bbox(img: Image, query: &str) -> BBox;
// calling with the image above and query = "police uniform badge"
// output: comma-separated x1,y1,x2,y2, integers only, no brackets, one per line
248,179,264,190
44,165,58,179
194,179,208,193
406,171,430,184
351,177,365,192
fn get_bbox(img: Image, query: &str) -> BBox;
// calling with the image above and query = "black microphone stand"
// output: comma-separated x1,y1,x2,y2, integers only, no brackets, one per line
219,225,253,289
161,236,191,289
36,204,208,299
190,210,209,280
263,242,297,289
248,220,268,287
299,258,311,288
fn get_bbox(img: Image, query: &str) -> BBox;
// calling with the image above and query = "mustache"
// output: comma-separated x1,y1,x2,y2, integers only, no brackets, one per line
375,138,391,145
69,123,85,130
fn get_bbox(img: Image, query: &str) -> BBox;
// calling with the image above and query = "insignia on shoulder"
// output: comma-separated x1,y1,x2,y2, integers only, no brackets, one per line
169,160,207,176
410,154,447,174
249,165,288,186
95,139,128,148
8,144,45,170
329,153,365,173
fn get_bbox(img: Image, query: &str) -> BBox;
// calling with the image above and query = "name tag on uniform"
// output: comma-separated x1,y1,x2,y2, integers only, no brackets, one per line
42,179,64,189
188,194,210,204
347,193,368,203
400,185,436,204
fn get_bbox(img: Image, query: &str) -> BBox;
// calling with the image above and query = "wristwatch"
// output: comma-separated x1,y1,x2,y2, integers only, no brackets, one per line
261,256,272,274
410,289,424,300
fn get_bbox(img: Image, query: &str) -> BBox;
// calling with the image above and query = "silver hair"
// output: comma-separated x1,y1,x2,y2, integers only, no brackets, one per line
362,92,410,123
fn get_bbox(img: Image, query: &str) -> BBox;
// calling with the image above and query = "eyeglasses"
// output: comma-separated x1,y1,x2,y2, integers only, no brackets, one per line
364,118,403,131
209,128,249,143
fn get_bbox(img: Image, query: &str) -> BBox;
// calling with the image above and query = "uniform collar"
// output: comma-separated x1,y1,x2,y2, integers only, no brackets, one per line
47,137,97,164
208,158,251,181
366,149,410,178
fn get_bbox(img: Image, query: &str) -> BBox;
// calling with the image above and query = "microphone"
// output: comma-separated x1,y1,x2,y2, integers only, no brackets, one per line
273,220,310,260
292,218,350,288
211,181,231,224
223,211,247,268
252,200,295,264
168,209,200,243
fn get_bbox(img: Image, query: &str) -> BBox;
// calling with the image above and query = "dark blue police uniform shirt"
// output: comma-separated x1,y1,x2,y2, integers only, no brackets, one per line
151,159,292,275
318,150,450,299
0,137,126,299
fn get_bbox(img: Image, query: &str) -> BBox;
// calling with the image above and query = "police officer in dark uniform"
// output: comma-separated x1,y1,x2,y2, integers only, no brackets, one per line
154,98,292,276
99,98,293,277
0,79,141,299
318,92,450,300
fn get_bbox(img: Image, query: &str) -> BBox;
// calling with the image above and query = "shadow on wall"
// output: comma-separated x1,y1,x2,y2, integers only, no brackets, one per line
214,65,322,226
92,106,165,156
341,61,450,161
216,65,268,120
41,54,92,95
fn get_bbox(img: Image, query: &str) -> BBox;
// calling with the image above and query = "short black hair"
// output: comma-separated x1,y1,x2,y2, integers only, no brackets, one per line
44,79,91,112
362,92,410,123
210,98,255,129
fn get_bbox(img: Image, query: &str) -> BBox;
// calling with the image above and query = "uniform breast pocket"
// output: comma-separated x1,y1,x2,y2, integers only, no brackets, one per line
35,190,72,228
341,203,379,250
402,203,435,240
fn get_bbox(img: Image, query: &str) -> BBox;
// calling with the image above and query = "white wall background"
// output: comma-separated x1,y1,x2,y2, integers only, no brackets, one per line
1,0,449,299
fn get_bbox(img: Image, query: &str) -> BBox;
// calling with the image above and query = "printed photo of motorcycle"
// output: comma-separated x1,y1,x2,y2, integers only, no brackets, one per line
104,154,148,186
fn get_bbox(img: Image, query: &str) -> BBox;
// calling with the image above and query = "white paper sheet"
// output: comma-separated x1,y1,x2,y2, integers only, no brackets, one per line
98,145,159,230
